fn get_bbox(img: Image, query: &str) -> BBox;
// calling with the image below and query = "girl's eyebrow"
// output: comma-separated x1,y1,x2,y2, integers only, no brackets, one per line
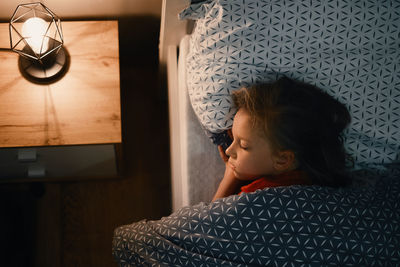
236,134,251,143
232,126,251,143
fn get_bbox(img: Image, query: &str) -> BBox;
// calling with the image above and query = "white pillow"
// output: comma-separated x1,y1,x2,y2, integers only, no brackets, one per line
180,0,400,167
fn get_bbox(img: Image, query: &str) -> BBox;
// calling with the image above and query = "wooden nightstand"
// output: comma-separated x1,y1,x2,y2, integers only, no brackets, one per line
0,21,121,181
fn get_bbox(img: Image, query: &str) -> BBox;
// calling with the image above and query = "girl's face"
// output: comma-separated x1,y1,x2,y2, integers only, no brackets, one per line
226,108,278,180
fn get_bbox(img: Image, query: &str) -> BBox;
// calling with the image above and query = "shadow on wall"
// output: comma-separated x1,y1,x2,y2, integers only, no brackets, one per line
118,16,161,69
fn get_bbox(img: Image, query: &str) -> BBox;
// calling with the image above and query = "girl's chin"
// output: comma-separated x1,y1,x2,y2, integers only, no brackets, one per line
233,170,257,181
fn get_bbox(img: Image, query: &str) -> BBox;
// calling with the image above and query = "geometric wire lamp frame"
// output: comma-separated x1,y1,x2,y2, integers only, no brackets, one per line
9,2,68,83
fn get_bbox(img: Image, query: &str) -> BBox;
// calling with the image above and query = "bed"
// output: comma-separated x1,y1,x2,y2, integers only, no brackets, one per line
113,0,400,265
160,0,400,211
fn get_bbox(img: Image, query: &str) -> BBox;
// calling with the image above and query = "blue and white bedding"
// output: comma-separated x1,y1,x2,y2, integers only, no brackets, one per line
113,168,400,266
112,0,400,265
181,0,400,168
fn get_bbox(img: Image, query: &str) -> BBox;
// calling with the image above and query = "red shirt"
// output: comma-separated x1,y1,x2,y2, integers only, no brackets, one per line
239,170,312,194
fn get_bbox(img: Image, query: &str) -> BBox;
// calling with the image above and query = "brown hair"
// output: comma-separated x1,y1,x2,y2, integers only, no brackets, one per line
232,77,352,187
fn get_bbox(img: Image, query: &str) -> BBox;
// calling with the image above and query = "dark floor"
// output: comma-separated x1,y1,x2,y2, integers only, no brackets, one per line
0,16,171,267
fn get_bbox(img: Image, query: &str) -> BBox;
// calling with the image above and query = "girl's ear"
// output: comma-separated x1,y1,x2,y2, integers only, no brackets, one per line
273,150,297,172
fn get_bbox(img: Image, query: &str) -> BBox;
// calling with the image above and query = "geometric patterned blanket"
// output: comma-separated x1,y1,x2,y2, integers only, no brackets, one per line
113,171,400,266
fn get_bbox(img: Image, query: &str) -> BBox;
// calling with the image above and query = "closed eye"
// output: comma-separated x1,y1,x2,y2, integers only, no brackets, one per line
239,142,249,150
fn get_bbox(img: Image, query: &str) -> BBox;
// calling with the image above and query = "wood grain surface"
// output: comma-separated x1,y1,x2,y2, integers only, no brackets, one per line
0,21,121,147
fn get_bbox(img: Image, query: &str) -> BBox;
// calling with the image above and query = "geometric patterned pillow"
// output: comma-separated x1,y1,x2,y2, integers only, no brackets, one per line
180,0,400,167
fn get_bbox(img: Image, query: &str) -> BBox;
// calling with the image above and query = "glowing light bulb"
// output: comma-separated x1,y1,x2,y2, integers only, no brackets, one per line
21,17,49,55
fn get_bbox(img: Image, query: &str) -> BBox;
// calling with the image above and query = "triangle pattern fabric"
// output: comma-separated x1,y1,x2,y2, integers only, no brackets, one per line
180,0,400,167
113,171,400,266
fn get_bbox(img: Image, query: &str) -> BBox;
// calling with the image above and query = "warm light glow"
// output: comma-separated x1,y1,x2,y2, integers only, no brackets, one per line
21,17,49,55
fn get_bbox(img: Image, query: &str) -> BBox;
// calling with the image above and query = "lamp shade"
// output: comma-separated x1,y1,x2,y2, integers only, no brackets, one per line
9,2,68,82
9,2,63,61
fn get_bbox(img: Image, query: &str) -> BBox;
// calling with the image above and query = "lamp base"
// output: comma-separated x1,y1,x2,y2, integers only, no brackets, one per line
19,46,69,84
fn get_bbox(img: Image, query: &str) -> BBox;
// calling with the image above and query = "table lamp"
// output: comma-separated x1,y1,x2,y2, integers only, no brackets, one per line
9,2,68,83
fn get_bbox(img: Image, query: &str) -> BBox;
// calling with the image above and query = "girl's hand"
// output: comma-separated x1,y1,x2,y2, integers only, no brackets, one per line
218,145,229,163
212,145,245,201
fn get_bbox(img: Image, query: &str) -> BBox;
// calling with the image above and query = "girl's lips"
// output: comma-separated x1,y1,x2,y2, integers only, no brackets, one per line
228,162,236,170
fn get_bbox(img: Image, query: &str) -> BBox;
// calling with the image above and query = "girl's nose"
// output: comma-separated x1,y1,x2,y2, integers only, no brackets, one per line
226,143,235,158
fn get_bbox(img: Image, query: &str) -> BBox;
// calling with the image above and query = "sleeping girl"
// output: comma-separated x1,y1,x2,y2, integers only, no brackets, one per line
213,77,352,200
113,75,399,266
